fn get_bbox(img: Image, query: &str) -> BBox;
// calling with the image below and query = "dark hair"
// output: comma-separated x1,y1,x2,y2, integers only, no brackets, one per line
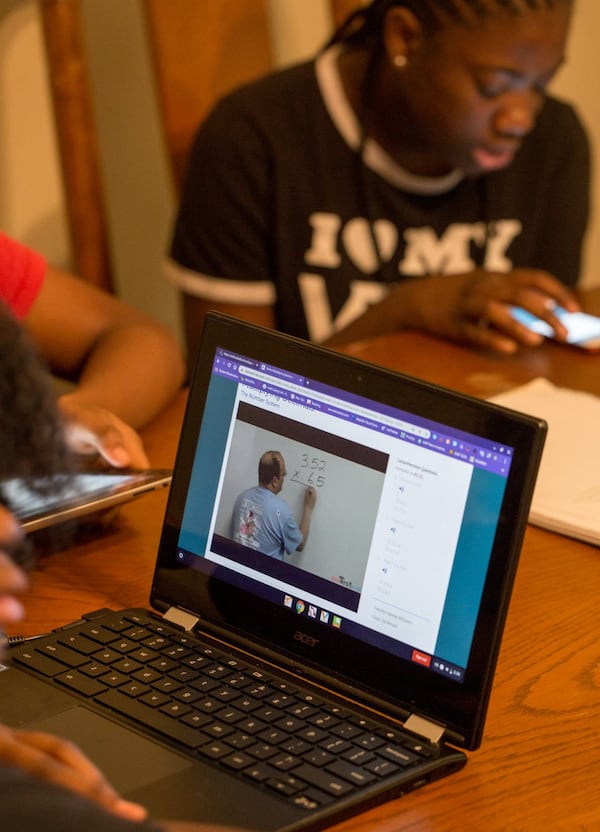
0,302,76,569
0,302,71,486
328,0,572,47
258,451,282,485
0,302,76,567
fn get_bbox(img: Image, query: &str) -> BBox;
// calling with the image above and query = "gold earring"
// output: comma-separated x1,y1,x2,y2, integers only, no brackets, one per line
393,54,407,69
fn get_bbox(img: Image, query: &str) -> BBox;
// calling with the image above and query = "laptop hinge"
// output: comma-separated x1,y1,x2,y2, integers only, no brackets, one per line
163,607,200,632
404,714,446,744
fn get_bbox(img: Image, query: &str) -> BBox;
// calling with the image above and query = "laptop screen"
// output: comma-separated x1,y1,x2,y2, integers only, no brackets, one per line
172,346,512,684
152,314,545,749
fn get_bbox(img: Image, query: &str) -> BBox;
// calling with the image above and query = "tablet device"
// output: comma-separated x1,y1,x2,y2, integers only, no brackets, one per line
1,468,172,533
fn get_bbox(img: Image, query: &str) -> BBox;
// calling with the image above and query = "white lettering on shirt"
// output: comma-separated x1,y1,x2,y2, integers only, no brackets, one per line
301,214,522,340
298,273,388,343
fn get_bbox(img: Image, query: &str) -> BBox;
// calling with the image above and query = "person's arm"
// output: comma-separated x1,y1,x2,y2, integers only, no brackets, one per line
169,94,277,369
182,296,275,373
0,725,149,823
24,266,185,467
0,724,243,832
296,486,316,552
325,101,589,354
0,742,244,831
325,267,580,354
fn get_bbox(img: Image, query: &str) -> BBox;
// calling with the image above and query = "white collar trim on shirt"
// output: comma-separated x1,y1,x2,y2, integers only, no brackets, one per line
315,45,464,195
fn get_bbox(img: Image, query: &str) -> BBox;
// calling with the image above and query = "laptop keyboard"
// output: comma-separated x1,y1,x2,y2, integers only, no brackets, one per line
11,609,440,811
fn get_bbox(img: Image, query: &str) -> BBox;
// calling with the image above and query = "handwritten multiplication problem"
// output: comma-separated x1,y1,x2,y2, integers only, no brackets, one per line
289,454,327,488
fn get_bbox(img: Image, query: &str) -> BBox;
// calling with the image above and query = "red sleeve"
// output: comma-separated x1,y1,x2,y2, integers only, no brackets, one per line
0,232,47,319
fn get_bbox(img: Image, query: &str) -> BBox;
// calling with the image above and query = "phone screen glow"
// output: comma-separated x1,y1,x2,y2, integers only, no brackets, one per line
510,306,600,345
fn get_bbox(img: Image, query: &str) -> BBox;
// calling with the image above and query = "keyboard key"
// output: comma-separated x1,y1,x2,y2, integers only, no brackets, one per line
150,657,177,673
80,625,115,644
113,657,142,674
265,774,304,796
100,671,130,688
247,743,278,760
222,751,254,771
270,753,300,771
198,741,230,760
108,639,138,654
224,732,254,750
326,759,376,787
402,739,438,758
243,762,278,783
181,711,211,729
343,747,374,765
122,627,149,641
365,758,399,777
302,749,334,767
274,716,306,733
204,722,233,739
120,681,151,697
92,649,122,664
58,634,101,655
132,668,163,684
39,643,86,668
13,649,66,677
355,733,385,750
378,745,419,767
80,662,108,678
56,670,107,697
292,763,353,796
280,737,311,755
129,647,159,663
160,701,192,718
297,726,328,743
140,691,170,708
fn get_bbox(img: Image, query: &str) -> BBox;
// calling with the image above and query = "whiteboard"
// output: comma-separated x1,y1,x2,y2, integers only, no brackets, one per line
214,419,386,591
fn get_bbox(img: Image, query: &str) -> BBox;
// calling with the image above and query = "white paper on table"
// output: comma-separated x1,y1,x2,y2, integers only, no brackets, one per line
490,378,600,547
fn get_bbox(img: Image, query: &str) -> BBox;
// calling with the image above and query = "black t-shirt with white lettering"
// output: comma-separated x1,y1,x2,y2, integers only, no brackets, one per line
170,48,590,343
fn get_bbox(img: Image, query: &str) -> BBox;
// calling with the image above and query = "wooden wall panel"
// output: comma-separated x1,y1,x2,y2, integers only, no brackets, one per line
40,0,113,291
143,0,273,190
330,0,364,28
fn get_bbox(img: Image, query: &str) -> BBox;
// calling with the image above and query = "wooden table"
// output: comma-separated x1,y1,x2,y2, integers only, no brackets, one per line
11,292,600,831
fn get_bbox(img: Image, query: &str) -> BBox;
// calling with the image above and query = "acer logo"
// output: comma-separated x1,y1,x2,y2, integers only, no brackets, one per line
293,630,320,647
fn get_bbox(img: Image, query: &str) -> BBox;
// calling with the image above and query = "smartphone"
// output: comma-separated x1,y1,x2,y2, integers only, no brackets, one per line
1,468,172,533
509,306,600,352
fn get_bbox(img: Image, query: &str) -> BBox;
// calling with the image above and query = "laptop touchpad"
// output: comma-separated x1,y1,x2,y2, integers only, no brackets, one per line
30,707,286,829
29,707,191,794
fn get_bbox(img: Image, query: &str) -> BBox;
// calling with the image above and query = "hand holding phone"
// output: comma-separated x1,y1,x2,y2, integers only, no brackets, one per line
509,306,600,352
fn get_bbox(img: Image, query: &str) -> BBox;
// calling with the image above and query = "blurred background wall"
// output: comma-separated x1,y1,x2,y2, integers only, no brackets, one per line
0,0,597,345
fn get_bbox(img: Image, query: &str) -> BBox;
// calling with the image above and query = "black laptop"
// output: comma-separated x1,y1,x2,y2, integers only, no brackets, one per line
0,313,546,831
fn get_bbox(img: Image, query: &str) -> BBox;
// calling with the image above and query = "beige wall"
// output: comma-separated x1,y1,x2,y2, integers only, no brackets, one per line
0,0,598,347
0,0,69,264
550,0,599,286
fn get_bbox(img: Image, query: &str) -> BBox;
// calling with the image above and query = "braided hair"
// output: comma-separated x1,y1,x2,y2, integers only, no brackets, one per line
328,0,573,47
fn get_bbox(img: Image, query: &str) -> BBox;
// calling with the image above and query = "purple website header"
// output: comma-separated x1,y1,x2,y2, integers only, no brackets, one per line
213,349,513,478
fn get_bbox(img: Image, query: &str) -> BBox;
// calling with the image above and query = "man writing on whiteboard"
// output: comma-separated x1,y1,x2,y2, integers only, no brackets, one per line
231,451,316,560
